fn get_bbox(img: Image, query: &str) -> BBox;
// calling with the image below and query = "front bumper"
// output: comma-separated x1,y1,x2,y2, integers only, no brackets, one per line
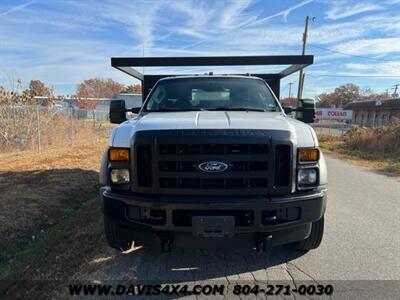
101,187,327,249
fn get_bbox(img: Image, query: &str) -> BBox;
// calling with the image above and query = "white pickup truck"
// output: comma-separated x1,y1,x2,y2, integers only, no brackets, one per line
99,56,327,252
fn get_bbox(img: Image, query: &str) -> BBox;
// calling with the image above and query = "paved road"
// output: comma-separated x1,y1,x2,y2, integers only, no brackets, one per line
72,155,400,298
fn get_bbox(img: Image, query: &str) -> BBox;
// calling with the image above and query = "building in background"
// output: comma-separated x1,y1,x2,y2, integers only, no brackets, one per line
95,93,142,111
95,93,142,121
49,94,142,121
115,93,142,108
345,98,400,126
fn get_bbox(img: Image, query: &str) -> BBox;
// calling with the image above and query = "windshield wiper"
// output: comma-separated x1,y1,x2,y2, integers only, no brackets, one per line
204,107,268,112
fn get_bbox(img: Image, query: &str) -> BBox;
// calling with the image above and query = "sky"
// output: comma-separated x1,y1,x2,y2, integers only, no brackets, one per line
0,0,399,98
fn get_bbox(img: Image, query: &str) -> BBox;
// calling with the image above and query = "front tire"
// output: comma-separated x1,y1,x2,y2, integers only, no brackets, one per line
104,216,134,252
295,216,324,251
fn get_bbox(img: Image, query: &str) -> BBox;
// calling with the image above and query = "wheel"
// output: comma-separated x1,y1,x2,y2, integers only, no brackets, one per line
295,216,324,251
104,215,134,252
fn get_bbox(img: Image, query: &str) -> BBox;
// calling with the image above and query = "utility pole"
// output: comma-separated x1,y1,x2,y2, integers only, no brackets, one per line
297,16,314,99
288,82,293,98
299,73,305,98
392,84,400,97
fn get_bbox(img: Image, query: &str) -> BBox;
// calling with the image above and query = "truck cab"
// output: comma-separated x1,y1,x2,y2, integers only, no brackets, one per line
100,56,327,252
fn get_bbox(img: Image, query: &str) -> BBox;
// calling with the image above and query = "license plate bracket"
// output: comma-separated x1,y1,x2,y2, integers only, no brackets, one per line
192,216,235,238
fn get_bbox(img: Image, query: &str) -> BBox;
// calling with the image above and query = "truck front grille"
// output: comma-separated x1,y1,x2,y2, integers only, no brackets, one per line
136,145,152,187
159,160,268,172
158,143,270,192
159,177,268,189
133,130,293,196
275,145,291,187
159,143,269,155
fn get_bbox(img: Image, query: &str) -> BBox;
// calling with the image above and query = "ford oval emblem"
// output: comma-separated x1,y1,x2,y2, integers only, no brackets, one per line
197,161,230,173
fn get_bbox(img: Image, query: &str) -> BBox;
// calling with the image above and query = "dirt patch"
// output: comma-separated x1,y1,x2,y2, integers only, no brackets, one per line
0,139,108,252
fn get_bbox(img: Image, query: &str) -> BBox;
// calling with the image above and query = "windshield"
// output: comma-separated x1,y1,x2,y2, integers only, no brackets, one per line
144,77,279,112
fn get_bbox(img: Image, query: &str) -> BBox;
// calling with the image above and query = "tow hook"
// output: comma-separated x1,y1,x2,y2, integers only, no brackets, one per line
255,233,273,252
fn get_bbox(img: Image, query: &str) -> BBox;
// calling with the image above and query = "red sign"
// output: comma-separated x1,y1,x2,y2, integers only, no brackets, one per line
316,109,353,120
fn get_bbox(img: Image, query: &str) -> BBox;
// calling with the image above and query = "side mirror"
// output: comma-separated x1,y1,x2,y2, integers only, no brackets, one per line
109,100,142,124
109,100,127,124
283,106,294,114
131,107,141,114
296,98,315,123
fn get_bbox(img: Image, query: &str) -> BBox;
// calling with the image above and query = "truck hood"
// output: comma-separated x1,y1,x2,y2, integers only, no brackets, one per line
110,111,318,148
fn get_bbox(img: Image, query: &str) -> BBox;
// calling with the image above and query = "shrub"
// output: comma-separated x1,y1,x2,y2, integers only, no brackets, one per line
344,119,400,157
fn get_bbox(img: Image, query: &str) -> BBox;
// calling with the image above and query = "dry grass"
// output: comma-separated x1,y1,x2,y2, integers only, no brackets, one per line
344,120,400,156
318,122,400,177
0,139,108,252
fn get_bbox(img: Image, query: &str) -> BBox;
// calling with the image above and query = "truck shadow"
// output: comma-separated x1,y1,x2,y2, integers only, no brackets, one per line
106,244,308,284
78,244,309,300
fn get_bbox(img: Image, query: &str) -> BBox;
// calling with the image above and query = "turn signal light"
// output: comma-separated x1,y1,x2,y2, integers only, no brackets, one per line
298,148,319,162
109,148,129,161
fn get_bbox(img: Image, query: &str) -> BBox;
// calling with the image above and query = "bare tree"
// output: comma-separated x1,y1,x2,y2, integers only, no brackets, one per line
316,83,390,108
0,85,12,104
26,80,52,98
122,84,141,94
0,69,24,103
19,80,54,105
280,97,298,107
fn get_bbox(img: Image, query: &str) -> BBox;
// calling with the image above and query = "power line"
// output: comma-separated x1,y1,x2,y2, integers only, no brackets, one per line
284,77,299,89
281,77,298,92
309,44,398,63
307,73,400,78
392,83,400,96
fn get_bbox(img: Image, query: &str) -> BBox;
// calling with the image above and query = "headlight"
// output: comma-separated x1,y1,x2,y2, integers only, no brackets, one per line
110,169,130,184
297,168,317,188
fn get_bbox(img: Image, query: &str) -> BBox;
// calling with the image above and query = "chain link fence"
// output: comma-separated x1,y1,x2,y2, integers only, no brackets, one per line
0,104,360,153
311,120,354,137
0,105,113,153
